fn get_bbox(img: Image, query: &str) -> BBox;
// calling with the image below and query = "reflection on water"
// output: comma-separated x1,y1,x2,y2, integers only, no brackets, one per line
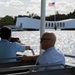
12,30,75,64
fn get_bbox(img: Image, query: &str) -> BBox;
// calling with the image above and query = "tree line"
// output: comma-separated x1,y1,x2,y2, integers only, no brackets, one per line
0,10,75,28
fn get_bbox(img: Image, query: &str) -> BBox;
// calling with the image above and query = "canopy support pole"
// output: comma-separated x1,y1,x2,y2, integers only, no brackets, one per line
40,0,46,54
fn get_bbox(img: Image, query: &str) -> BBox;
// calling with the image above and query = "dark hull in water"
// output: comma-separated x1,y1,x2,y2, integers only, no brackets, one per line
23,28,39,31
61,28,75,30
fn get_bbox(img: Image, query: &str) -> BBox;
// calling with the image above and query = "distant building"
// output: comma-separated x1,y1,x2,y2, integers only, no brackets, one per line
16,17,75,30
16,17,40,30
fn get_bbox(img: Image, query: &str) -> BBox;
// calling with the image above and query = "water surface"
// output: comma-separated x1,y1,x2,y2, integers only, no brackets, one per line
12,30,75,64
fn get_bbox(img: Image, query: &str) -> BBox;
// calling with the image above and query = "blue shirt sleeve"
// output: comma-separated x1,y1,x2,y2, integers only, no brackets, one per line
11,42,25,52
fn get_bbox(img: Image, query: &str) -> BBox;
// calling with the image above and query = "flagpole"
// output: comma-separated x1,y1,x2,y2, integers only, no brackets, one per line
53,2,57,30
54,5,56,21
40,0,46,54
48,2,56,29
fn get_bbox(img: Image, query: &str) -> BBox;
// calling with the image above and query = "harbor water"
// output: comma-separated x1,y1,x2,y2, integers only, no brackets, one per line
12,29,75,64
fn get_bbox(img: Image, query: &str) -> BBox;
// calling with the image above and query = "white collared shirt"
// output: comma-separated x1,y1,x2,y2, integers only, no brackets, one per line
36,47,65,71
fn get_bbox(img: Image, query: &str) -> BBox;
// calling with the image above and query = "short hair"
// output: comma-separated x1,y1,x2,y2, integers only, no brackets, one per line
1,26,11,39
42,32,56,46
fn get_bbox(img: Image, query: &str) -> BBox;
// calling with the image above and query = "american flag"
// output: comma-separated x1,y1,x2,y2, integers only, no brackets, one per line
48,2,55,6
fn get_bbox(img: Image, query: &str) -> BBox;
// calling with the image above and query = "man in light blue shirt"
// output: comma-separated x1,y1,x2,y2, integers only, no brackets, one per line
22,32,65,71
0,26,30,63
36,32,65,71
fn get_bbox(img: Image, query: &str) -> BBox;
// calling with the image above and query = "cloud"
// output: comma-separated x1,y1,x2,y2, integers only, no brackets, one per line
46,0,75,15
25,0,41,16
31,0,40,3
0,0,75,17
5,0,24,7
3,0,25,14
0,1,5,6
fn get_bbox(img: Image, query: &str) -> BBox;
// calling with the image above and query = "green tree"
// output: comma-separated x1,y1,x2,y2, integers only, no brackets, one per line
0,15,14,28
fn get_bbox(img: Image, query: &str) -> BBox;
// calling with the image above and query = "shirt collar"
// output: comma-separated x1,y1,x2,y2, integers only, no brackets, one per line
1,39,9,43
45,47,55,52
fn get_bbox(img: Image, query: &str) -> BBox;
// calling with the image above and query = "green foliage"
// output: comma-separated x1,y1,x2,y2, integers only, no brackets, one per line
0,9,75,28
45,10,75,21
0,15,15,28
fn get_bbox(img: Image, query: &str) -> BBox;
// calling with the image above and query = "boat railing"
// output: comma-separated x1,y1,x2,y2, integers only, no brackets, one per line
0,54,75,60
0,54,75,75
0,63,66,74
0,56,36,68
0,56,22,61
64,54,75,58
0,54,75,67
0,54,75,63
64,54,75,68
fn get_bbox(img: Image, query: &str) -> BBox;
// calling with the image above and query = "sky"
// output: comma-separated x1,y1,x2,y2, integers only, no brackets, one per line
0,0,75,17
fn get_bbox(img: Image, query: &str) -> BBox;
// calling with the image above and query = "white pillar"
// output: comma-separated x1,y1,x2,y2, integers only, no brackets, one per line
40,0,46,54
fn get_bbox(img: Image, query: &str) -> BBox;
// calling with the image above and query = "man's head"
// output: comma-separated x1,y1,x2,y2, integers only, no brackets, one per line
1,26,11,40
40,32,56,50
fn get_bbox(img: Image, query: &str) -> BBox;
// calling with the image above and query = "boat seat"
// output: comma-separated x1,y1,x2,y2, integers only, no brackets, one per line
0,64,73,75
